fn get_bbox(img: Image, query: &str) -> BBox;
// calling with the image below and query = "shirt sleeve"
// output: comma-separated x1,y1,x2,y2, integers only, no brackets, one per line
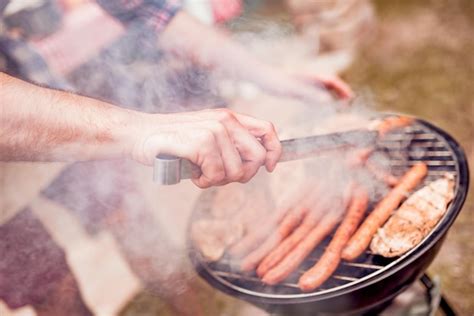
96,0,182,33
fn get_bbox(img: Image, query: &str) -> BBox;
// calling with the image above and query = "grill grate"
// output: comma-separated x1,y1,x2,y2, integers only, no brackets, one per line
189,118,463,300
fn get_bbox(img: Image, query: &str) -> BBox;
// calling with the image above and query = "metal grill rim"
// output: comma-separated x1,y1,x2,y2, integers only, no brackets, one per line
188,117,469,303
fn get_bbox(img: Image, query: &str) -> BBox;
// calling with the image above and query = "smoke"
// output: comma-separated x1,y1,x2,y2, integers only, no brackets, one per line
0,3,398,315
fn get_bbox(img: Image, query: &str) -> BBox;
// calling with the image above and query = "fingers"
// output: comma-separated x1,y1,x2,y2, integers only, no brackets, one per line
318,76,354,99
184,129,226,188
185,126,240,188
189,120,261,188
207,121,244,182
233,113,282,172
141,109,281,188
209,110,270,183
234,131,267,183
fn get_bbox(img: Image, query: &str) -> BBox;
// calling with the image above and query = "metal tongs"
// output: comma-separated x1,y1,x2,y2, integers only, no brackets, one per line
152,115,414,185
153,129,378,185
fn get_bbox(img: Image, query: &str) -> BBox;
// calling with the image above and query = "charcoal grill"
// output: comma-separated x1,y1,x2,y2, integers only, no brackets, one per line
187,115,469,315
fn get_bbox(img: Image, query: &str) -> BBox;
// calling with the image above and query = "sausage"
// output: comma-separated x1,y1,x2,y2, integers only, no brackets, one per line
298,188,369,291
240,206,309,271
229,186,315,258
256,211,320,277
228,205,290,258
341,162,428,261
261,211,342,285
372,116,414,137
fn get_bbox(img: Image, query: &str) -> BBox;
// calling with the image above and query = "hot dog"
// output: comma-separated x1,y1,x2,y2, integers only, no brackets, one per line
370,116,414,137
229,186,314,258
256,211,321,277
341,162,428,261
261,211,342,285
240,206,309,271
298,188,369,291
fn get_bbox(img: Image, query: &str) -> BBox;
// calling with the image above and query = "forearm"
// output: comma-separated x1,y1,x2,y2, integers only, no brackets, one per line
158,12,335,102
0,73,282,187
160,11,278,86
0,72,142,162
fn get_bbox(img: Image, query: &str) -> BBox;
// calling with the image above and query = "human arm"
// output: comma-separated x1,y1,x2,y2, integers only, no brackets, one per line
95,1,352,102
159,11,353,102
0,72,281,187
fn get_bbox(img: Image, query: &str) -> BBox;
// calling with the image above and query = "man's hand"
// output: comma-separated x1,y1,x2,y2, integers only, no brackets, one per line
1,73,281,188
132,109,282,188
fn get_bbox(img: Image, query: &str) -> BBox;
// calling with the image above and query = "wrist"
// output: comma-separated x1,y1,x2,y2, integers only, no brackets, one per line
109,108,157,161
123,112,169,165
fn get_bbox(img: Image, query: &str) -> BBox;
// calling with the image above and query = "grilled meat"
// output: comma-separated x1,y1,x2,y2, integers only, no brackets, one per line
370,175,454,257
342,162,428,261
191,219,244,261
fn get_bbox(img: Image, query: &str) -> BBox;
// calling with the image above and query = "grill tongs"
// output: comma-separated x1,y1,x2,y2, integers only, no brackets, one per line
153,116,413,185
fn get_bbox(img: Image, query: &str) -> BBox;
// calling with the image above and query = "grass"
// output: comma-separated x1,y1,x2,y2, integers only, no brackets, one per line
345,0,473,313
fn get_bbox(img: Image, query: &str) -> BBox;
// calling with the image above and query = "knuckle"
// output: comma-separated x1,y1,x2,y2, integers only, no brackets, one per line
229,168,244,181
212,170,226,183
239,178,251,184
239,172,254,184
198,129,215,143
199,182,211,189
216,108,235,122
194,179,210,189
263,121,275,132
211,121,226,134
240,164,259,183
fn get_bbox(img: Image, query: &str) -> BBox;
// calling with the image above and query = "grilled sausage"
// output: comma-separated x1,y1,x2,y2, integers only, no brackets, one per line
256,211,320,277
341,162,428,261
228,205,290,258
298,189,369,291
372,116,414,137
229,185,315,258
240,206,309,271
261,211,342,285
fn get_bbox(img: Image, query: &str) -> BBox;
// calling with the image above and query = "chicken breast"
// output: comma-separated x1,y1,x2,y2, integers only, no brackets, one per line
370,174,455,257
191,219,244,261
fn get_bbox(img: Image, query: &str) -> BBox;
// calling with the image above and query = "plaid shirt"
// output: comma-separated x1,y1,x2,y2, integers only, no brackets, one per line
97,0,181,33
0,0,182,88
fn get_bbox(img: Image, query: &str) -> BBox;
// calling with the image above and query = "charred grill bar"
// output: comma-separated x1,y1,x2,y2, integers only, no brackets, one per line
188,116,469,315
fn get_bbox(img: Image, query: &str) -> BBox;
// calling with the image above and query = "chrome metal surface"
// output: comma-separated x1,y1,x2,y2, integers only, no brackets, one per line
153,155,183,185
153,129,378,185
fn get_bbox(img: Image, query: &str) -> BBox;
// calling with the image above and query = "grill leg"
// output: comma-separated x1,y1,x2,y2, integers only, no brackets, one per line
420,273,457,316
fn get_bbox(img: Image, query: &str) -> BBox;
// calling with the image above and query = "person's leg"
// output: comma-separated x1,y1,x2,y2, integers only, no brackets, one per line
0,209,92,316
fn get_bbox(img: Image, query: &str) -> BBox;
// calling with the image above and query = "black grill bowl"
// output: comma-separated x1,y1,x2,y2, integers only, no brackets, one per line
187,117,469,315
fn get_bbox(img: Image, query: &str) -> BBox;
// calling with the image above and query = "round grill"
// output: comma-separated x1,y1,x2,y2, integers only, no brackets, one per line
187,116,469,314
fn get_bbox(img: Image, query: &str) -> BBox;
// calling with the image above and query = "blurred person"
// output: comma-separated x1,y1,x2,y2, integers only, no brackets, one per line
1,1,352,315
285,0,375,54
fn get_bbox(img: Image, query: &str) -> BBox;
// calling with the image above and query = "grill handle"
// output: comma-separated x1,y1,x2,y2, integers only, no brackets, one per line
153,129,378,185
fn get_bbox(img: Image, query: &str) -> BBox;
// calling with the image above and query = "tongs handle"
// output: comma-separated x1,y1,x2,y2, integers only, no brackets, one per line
153,129,378,185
